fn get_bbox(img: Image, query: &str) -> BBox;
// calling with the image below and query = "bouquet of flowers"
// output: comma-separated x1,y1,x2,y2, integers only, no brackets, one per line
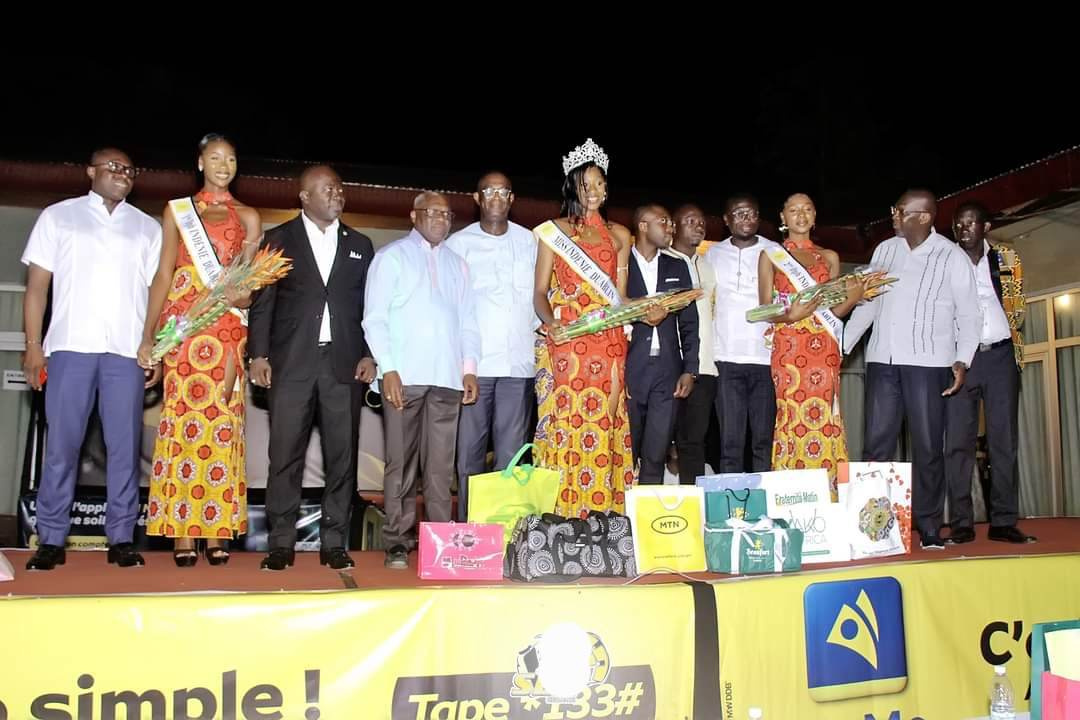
549,288,703,345
151,248,293,362
746,266,896,322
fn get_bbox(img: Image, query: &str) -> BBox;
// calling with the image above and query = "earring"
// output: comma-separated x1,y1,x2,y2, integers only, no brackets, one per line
779,223,789,233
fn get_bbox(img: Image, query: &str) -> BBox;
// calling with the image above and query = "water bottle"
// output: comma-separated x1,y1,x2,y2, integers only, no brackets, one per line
748,708,763,720
989,665,1015,720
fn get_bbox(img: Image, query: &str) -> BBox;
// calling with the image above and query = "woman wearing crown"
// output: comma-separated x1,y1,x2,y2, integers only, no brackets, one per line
532,139,652,518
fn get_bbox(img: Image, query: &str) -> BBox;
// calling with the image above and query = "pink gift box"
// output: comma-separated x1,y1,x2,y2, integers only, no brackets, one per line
417,522,505,581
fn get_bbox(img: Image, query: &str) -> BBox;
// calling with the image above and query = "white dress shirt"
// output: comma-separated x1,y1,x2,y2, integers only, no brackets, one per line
631,246,662,354
301,212,338,343
363,230,481,391
843,231,980,367
705,236,779,366
21,191,162,359
975,241,1013,345
664,247,718,376
445,221,538,378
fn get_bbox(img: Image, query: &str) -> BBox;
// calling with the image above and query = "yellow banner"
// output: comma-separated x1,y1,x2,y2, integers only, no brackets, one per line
714,554,1080,719
0,584,695,720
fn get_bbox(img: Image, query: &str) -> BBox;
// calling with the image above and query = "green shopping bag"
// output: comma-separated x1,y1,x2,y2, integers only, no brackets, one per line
704,517,804,574
466,443,562,545
704,488,768,524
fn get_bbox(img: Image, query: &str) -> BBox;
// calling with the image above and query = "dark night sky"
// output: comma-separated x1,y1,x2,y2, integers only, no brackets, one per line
3,52,1076,224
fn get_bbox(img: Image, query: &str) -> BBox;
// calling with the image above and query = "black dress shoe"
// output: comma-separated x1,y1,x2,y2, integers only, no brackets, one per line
946,526,976,545
988,525,1037,544
26,544,66,571
319,548,355,570
108,543,146,567
384,544,409,570
920,534,945,550
261,548,295,571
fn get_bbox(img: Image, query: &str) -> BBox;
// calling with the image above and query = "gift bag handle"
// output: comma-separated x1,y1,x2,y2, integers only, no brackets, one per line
501,443,537,486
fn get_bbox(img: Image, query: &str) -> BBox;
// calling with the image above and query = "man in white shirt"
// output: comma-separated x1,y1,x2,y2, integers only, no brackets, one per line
666,204,720,484
705,194,779,473
944,201,1035,545
445,172,538,520
626,204,698,484
844,190,980,549
364,192,480,569
249,165,377,571
21,148,162,571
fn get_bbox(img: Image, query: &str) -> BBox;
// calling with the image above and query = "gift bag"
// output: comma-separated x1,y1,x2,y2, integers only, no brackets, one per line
625,486,706,573
838,462,912,559
1043,672,1080,720
695,472,764,491
467,443,562,545
1032,620,1080,719
699,487,768,525
760,469,850,564
704,517,804,574
418,522,505,581
504,511,636,582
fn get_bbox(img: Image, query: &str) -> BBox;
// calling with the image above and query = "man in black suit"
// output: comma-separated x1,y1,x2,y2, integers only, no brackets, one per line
248,165,377,570
626,204,699,485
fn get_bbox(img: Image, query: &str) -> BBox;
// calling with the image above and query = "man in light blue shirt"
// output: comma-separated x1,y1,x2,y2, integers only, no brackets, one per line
445,172,538,520
363,191,480,569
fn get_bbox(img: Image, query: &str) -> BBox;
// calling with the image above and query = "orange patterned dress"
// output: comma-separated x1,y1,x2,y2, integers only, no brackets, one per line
534,214,635,518
769,241,848,498
147,191,248,539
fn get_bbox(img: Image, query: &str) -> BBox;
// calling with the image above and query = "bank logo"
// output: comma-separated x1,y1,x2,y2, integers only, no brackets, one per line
804,577,908,702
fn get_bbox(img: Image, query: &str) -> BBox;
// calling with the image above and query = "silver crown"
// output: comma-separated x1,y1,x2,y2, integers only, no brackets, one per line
562,137,609,176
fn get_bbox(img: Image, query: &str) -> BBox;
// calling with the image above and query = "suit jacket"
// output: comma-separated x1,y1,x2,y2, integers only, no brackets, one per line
625,250,699,399
248,214,374,383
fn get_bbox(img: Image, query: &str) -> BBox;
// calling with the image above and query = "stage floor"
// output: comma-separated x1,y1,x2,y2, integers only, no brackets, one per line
2,517,1077,597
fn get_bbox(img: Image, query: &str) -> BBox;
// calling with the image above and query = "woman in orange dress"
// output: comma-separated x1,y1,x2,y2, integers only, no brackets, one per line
758,193,867,497
139,134,262,565
533,139,664,518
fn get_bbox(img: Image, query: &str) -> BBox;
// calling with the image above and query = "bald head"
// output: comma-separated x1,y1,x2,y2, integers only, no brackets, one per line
412,191,452,245
899,189,937,216
299,165,344,227
476,172,511,193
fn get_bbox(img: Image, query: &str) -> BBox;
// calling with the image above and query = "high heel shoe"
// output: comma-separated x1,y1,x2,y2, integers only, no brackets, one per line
173,548,198,567
205,541,230,566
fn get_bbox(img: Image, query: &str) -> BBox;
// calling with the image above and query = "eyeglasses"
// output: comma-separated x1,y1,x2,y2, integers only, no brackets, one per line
416,208,455,222
729,209,759,221
890,206,931,218
320,185,346,198
92,160,138,179
480,187,512,200
649,216,674,227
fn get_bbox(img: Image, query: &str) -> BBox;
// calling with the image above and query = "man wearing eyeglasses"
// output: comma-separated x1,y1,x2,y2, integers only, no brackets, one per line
363,191,481,569
843,189,980,550
21,148,162,570
444,173,538,520
705,194,780,473
249,165,377,571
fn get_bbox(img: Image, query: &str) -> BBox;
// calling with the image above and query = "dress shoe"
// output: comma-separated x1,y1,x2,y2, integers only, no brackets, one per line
988,525,1037,544
108,543,146,567
384,544,409,570
320,547,355,569
946,526,976,545
920,534,945,550
261,548,295,571
26,544,66,571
